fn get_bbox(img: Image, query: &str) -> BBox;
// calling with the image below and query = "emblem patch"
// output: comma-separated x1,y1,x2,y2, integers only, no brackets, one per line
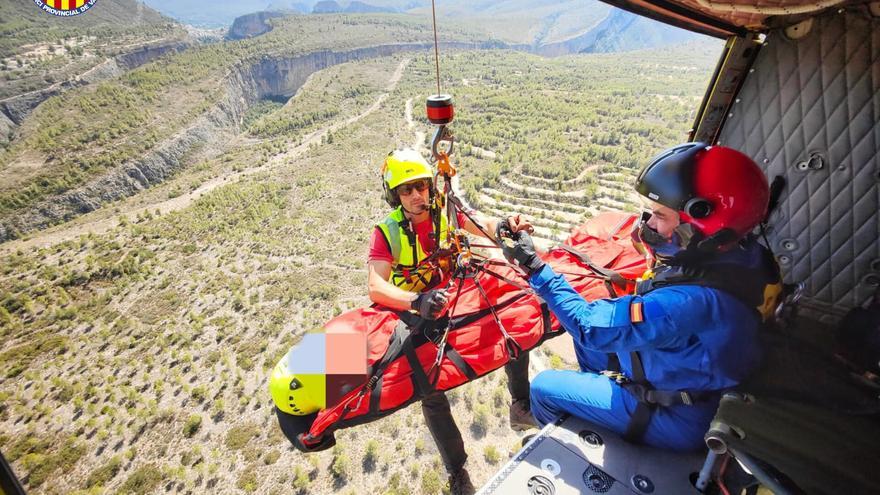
34,0,98,17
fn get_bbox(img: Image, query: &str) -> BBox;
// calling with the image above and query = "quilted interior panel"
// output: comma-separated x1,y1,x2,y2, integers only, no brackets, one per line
718,10,880,323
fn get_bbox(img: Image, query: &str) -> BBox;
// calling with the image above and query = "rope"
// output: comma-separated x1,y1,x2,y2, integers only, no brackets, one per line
430,0,442,94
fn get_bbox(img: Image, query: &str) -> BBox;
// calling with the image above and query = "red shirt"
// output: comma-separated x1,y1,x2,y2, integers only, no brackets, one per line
368,211,470,263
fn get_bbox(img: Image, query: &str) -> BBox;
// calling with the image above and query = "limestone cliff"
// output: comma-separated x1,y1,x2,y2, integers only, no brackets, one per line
227,11,286,40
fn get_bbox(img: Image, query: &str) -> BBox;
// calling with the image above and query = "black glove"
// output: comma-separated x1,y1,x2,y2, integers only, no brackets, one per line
501,231,545,276
411,288,448,320
495,217,512,242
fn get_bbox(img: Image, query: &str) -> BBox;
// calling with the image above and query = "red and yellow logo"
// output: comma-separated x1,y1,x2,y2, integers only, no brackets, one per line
34,0,99,16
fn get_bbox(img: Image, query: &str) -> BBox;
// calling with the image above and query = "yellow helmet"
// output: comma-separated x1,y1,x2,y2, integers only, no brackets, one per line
382,149,433,206
269,348,326,416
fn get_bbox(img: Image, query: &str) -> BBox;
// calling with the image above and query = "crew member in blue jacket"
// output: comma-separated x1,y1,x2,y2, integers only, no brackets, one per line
501,143,781,451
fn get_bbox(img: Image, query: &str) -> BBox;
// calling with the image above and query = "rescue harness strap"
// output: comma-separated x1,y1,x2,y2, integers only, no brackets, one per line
605,352,719,442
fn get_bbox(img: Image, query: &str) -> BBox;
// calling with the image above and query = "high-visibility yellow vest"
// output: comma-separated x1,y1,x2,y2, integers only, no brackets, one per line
376,207,450,293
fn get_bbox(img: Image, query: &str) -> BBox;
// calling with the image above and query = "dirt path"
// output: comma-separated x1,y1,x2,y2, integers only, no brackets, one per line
405,97,426,150
2,58,412,254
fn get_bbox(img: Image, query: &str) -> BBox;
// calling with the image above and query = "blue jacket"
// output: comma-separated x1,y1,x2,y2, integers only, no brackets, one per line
529,252,763,397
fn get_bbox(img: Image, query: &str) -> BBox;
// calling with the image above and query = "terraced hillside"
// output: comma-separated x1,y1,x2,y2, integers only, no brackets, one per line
399,45,721,245
0,39,722,494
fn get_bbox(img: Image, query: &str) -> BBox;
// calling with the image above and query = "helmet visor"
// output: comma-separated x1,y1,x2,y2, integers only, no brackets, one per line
635,143,707,210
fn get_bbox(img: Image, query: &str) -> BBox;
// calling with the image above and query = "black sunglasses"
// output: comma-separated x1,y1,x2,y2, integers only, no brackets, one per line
396,180,430,196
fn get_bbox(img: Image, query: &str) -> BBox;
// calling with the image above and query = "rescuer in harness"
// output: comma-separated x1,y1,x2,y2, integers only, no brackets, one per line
501,143,782,451
367,148,536,494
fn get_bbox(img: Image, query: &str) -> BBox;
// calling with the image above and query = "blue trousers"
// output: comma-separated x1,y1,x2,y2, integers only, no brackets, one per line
530,367,716,452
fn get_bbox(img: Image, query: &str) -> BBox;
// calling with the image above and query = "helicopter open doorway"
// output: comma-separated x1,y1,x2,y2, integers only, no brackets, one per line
479,2,880,494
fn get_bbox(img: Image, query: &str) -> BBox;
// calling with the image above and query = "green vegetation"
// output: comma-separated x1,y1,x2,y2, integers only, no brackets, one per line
0,0,184,99
483,444,502,464
0,0,178,60
119,463,164,495
225,422,260,450
0,14,484,219
472,403,491,434
263,449,281,465
182,414,202,438
363,439,380,468
20,437,86,488
330,444,351,480
420,469,442,494
84,456,122,489
399,48,715,195
248,73,385,139
0,333,68,378
236,464,261,493
293,465,311,491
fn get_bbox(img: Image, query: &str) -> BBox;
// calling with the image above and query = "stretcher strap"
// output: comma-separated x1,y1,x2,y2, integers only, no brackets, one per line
557,244,627,297
540,302,552,336
447,292,525,330
475,263,533,293
367,322,411,414
444,346,477,381
402,331,434,397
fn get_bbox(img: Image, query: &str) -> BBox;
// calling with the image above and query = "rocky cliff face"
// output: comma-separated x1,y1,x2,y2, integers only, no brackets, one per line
227,11,286,40
0,41,506,242
0,40,191,127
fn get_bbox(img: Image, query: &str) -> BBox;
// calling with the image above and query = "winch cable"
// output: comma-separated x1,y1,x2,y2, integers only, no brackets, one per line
430,0,442,95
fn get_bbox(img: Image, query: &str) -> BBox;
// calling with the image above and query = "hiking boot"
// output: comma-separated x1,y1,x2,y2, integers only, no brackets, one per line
509,398,537,431
448,468,475,495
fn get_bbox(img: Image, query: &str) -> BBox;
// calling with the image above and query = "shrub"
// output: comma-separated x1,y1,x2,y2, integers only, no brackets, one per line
483,445,502,464
85,456,122,488
420,469,442,494
263,449,281,465
236,465,260,493
190,386,207,403
363,439,379,470
330,445,350,480
472,403,491,434
25,438,86,487
225,423,259,450
292,465,310,491
119,464,164,495
183,414,202,438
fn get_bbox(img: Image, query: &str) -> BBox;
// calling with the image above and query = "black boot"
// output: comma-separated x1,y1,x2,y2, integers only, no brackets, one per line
448,468,475,495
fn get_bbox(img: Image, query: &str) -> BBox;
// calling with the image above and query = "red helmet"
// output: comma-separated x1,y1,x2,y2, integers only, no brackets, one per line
635,143,769,248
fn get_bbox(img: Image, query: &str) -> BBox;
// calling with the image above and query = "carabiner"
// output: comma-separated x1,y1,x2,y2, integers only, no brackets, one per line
431,125,455,163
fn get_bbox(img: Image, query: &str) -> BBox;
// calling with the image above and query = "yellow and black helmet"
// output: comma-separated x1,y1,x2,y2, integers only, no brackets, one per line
269,348,325,416
381,149,434,207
